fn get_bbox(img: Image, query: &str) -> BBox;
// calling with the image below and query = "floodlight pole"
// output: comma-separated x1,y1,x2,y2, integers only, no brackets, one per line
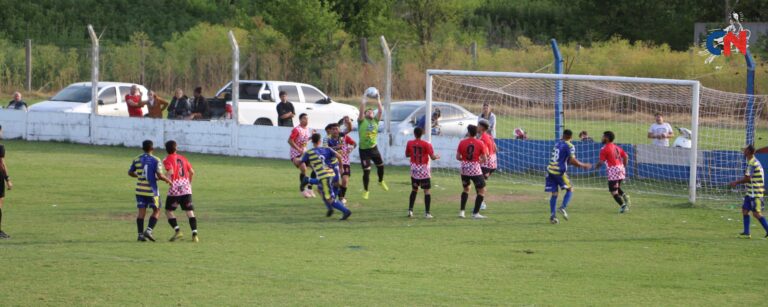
745,50,756,146
550,39,564,140
380,36,392,136
228,30,240,155
88,25,99,144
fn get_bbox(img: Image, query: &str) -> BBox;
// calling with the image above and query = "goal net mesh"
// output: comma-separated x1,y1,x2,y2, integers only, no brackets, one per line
427,73,768,201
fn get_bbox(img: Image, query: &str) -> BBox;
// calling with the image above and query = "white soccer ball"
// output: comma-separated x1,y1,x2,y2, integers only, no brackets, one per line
364,87,379,98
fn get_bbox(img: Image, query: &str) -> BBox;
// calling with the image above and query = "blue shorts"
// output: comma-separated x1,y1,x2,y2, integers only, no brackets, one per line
545,173,572,192
136,195,161,209
742,196,764,213
316,177,337,202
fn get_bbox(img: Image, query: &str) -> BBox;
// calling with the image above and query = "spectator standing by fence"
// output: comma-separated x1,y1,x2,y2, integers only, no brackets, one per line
479,102,496,137
190,87,209,120
277,91,295,127
7,92,27,111
168,89,192,120
145,90,169,119
648,112,674,147
125,85,146,118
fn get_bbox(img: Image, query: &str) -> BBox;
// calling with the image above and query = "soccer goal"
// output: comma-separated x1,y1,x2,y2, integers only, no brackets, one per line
423,69,768,203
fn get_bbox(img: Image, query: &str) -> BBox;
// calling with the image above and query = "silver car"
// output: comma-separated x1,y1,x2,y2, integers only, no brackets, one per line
384,101,479,137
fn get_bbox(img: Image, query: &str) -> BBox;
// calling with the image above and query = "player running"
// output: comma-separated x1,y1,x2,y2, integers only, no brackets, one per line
358,92,388,200
162,140,199,243
128,140,171,242
324,120,356,203
289,113,314,197
545,129,592,224
457,125,488,219
300,133,351,220
406,127,440,218
0,125,14,239
477,119,497,210
729,145,768,239
595,131,631,213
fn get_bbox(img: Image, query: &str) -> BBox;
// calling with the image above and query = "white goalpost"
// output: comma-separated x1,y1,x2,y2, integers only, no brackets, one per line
425,69,768,204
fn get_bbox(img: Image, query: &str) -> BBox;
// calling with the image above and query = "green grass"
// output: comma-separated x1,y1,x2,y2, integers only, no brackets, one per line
0,140,766,305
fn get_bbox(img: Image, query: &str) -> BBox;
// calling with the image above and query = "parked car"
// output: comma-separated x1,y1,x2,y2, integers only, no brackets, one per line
29,82,149,116
212,80,358,128
386,101,479,137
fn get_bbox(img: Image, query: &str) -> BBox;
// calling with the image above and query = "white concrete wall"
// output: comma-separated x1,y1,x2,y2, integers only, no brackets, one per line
0,110,28,139
26,111,90,143
93,116,164,148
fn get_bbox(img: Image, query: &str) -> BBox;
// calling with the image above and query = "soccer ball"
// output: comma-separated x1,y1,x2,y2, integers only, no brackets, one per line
364,87,379,98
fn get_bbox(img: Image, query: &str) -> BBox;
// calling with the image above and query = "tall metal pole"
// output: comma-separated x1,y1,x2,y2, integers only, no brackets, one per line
228,30,240,156
550,39,564,140
87,25,99,144
25,39,32,92
745,50,756,146
689,82,701,204
380,36,392,135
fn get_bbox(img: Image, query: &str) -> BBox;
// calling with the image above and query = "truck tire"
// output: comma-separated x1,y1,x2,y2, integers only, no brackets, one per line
254,118,273,126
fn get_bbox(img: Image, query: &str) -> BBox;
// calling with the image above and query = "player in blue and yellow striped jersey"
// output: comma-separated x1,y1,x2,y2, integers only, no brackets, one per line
300,133,351,220
729,145,768,239
129,140,171,242
545,130,592,224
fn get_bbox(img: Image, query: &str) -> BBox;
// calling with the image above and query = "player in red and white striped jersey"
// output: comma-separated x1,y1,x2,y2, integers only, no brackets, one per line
405,127,440,218
162,140,199,242
595,131,631,213
456,125,488,219
477,120,497,211
288,113,315,197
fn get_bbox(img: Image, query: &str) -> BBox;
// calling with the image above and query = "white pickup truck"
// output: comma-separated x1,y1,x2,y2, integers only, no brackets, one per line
214,80,358,128
29,82,149,116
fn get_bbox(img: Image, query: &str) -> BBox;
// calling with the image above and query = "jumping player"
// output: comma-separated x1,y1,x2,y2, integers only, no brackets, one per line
300,133,351,220
545,129,592,224
729,145,768,239
162,140,199,243
289,113,314,197
128,140,171,242
477,120,497,210
405,127,440,218
324,120,356,203
457,125,488,219
357,92,388,200
595,131,631,213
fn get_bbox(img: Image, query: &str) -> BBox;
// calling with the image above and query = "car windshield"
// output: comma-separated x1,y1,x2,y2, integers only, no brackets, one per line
50,86,94,103
387,104,420,122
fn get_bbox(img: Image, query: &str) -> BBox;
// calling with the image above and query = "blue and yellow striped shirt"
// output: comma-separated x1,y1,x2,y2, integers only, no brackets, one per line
129,153,163,197
547,140,575,175
301,147,337,180
745,156,765,198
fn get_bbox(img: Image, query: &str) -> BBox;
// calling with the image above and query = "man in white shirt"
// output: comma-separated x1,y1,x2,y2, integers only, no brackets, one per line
647,113,674,147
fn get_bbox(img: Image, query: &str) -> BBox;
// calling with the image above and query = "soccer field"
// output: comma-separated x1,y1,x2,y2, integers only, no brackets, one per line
1,140,766,305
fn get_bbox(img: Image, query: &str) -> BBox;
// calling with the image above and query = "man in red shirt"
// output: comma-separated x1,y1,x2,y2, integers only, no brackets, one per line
405,127,440,218
477,120,497,210
162,140,199,242
595,131,631,213
125,85,145,117
456,125,488,219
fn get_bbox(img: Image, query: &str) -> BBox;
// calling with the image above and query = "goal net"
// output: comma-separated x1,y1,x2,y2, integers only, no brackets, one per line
424,70,768,202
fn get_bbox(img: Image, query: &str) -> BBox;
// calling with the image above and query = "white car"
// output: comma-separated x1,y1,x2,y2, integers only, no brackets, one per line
387,101,479,137
214,80,358,128
29,82,148,116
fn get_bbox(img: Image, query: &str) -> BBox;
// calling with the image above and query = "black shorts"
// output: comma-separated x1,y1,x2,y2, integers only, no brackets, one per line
482,167,496,179
359,147,383,169
342,164,352,176
0,176,5,198
411,177,432,190
461,175,486,189
608,180,623,193
165,195,194,211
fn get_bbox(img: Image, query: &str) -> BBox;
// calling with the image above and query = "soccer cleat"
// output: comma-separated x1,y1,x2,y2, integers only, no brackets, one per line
0,231,9,239
340,211,352,220
458,210,466,218
550,217,560,224
137,234,147,242
362,191,369,200
739,232,752,239
619,204,629,214
192,234,199,243
480,201,487,210
558,207,569,221
326,209,334,217
341,198,347,205
309,189,317,198
379,181,389,191
622,194,631,207
299,178,309,193
472,213,487,219
169,231,184,242
143,230,156,242
408,210,414,218
425,213,434,219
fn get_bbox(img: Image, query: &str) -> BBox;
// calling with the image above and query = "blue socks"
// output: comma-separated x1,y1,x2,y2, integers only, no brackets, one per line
562,190,572,209
758,216,768,233
549,195,557,218
331,200,350,215
743,215,751,235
